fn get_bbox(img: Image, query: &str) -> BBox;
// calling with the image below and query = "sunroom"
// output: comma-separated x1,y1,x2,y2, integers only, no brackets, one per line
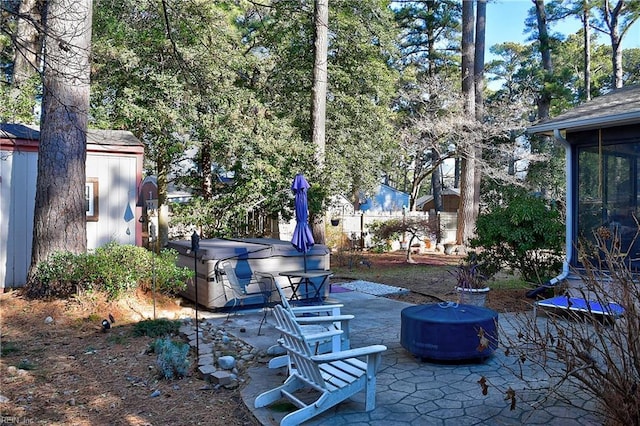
528,85,640,280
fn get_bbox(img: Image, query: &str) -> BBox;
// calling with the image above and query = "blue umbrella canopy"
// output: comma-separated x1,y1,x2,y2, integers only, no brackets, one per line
291,174,315,259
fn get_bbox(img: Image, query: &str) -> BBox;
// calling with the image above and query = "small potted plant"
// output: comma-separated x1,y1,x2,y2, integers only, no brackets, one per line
451,257,490,306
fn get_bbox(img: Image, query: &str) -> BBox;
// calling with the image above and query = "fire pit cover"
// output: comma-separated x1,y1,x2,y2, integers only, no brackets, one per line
400,302,498,361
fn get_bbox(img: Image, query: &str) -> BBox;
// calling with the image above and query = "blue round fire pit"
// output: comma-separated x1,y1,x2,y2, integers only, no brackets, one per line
400,302,499,361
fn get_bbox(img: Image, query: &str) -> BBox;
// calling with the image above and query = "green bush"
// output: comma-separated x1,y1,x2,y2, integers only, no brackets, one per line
153,337,190,380
25,251,88,298
24,242,192,299
469,189,564,283
140,249,192,295
133,318,181,338
368,220,396,253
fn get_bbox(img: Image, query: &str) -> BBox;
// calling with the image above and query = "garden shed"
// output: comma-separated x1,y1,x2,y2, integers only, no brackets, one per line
528,84,640,279
417,188,460,213
0,123,144,289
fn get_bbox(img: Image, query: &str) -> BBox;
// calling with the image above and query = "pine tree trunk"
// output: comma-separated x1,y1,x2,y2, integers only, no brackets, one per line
28,0,93,282
12,0,43,86
473,0,486,225
311,0,329,244
457,0,476,246
582,1,591,100
534,0,552,120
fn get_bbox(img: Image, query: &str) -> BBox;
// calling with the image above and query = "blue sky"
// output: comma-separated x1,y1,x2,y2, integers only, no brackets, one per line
485,0,640,52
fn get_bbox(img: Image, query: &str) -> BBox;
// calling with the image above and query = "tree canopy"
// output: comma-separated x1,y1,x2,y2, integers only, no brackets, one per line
2,0,640,257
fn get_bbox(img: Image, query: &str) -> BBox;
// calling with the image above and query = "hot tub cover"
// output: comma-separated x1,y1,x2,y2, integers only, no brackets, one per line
167,238,329,261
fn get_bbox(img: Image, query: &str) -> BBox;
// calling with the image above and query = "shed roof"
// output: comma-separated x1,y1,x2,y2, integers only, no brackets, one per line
416,188,460,209
0,123,142,147
527,85,640,135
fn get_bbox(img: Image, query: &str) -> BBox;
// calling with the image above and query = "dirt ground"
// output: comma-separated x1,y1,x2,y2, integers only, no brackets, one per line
0,252,533,425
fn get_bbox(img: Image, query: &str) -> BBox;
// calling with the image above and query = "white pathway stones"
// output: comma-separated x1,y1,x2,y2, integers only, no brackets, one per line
339,280,410,296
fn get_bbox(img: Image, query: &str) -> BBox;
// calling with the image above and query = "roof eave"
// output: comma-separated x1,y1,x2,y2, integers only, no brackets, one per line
527,110,640,135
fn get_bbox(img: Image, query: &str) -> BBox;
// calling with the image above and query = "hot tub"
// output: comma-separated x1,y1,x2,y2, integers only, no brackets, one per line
400,302,499,361
168,238,330,310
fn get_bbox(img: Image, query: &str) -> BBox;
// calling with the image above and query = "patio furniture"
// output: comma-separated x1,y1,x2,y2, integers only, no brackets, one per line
219,261,271,315
533,295,625,318
266,275,353,369
254,304,386,426
279,269,333,302
400,302,499,361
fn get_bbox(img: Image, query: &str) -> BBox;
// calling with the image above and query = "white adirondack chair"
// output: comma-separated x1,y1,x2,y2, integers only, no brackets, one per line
266,276,353,369
254,304,387,426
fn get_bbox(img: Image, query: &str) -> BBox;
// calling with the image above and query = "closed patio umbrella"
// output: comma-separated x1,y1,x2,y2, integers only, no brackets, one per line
291,173,315,271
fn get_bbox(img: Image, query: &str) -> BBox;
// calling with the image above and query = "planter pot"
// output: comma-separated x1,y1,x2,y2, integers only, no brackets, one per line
443,243,456,255
456,286,490,307
330,218,340,226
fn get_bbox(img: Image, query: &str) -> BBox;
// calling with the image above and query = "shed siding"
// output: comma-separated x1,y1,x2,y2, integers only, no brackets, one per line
1,151,38,287
1,133,143,289
86,154,139,248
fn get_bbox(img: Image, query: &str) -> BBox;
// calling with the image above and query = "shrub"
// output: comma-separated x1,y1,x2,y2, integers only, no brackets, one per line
24,251,89,299
139,249,191,295
24,242,192,300
369,216,439,261
368,220,396,253
469,189,564,282
133,318,181,338
153,337,190,380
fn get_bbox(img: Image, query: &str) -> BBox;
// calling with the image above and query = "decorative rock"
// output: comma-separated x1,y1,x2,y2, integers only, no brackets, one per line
218,355,236,370
44,316,54,324
221,335,230,344
198,354,214,367
198,364,216,379
198,344,214,356
6,366,17,375
150,390,161,398
210,371,232,386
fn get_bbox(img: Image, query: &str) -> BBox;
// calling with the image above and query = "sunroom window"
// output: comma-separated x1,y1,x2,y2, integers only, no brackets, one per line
577,142,640,268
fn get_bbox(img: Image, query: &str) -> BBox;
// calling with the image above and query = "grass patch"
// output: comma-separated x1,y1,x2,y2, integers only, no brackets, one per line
17,359,37,370
488,277,530,290
332,263,451,284
1,341,20,357
133,318,181,338
107,333,129,345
